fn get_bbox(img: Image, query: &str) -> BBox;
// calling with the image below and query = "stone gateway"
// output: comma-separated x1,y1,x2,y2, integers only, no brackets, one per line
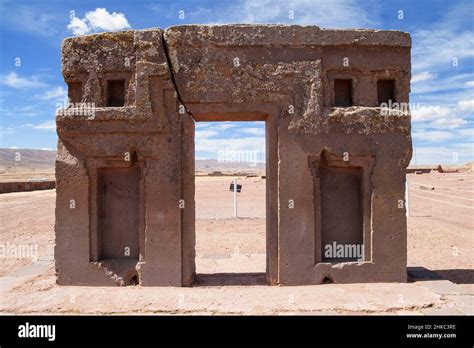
55,25,412,286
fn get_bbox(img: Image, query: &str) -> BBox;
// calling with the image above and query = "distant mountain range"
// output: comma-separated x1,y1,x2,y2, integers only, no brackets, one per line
1,148,472,176
0,148,265,174
0,148,56,169
195,158,264,174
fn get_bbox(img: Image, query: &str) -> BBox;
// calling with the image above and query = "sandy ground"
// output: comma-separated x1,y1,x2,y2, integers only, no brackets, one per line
0,169,55,183
406,173,474,292
0,173,472,314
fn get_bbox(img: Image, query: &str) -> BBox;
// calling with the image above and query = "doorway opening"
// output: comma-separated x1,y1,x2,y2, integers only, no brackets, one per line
193,120,266,286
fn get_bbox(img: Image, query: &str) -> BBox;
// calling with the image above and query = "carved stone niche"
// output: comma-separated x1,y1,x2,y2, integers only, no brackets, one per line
372,69,409,107
309,149,375,265
98,71,133,107
324,69,363,107
86,153,146,286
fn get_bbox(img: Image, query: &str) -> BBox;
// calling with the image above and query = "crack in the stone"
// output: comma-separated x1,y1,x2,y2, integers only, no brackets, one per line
161,32,196,123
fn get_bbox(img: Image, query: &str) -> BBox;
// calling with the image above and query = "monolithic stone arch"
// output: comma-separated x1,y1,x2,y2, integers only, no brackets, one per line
55,25,412,286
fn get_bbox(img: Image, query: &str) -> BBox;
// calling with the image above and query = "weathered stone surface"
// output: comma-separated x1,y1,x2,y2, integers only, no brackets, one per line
56,25,412,286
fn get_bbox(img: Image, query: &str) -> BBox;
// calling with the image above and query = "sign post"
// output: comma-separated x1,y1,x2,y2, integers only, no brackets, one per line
233,178,238,218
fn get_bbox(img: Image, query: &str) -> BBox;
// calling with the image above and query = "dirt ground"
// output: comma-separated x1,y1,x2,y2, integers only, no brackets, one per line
406,172,474,292
0,173,472,314
0,168,55,183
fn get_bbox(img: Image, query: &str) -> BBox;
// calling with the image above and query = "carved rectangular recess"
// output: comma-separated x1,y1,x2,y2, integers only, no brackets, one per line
320,165,362,262
310,151,374,264
377,79,396,105
99,72,131,107
107,80,125,106
324,69,360,107
97,166,140,260
334,79,353,107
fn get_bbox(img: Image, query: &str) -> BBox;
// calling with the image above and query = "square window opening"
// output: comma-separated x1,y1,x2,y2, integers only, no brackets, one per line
107,80,125,107
334,79,353,107
377,79,396,105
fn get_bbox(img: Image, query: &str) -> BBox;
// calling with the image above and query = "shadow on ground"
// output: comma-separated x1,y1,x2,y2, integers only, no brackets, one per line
433,269,474,285
193,272,266,286
408,266,474,284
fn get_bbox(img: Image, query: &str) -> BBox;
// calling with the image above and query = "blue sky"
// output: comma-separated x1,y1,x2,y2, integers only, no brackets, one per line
0,0,472,164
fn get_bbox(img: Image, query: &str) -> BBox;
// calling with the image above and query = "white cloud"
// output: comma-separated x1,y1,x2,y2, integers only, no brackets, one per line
67,8,131,36
194,123,266,160
412,130,456,142
195,130,218,140
0,72,46,89
196,122,238,132
148,0,372,28
86,8,131,31
1,105,41,117
196,123,210,129
409,1,474,137
457,128,474,138
196,136,265,154
412,126,473,145
208,0,373,28
195,125,264,155
32,120,56,131
38,86,67,101
412,89,473,108
458,99,474,112
241,127,265,135
431,118,467,129
210,123,238,131
411,144,474,165
411,71,436,83
68,16,90,36
411,73,474,95
411,1,474,74
412,106,452,122
411,103,472,130
412,29,474,72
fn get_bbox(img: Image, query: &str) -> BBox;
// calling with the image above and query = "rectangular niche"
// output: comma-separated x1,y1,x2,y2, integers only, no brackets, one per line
107,80,126,107
97,166,140,260
320,165,364,263
334,79,353,107
377,79,396,105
